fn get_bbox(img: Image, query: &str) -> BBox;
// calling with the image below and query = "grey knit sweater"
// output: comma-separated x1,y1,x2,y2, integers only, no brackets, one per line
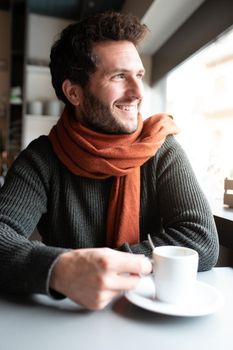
0,135,219,296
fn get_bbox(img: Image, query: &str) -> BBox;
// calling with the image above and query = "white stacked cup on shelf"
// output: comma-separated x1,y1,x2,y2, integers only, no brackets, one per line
44,100,64,116
27,100,43,115
27,100,65,116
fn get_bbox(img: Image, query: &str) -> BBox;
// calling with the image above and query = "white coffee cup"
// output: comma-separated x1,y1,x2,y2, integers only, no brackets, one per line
152,246,199,305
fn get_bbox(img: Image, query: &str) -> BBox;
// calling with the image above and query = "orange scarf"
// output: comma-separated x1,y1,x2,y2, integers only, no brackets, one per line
48,107,178,247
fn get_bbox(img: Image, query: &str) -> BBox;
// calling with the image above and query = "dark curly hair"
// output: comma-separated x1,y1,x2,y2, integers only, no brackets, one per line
49,12,148,104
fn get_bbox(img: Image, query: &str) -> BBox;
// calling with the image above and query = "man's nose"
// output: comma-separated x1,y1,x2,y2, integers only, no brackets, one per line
126,78,143,100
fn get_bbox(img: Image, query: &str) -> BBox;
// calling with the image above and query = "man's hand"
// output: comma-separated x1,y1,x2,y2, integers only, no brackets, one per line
49,248,152,310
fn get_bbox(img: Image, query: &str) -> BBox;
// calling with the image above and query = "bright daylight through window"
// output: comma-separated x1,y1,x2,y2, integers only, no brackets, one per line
165,25,233,207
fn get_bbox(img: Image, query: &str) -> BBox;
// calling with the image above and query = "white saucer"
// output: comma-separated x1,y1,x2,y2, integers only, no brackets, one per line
125,276,224,317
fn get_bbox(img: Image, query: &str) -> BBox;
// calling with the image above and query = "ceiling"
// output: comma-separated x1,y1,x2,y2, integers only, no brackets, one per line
0,0,211,56
0,0,126,19
27,0,209,55
140,0,206,54
28,0,126,20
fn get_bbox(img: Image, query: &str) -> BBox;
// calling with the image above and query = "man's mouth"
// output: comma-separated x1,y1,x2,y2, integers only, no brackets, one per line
115,104,138,113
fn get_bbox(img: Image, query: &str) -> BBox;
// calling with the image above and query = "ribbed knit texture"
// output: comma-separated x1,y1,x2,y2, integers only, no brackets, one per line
0,135,219,296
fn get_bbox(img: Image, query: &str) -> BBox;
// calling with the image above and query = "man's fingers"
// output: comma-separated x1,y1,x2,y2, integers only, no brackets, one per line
98,249,152,275
76,290,121,310
84,276,139,309
108,273,140,291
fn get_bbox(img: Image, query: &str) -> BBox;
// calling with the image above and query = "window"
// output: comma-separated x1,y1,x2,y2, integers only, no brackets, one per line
165,25,233,205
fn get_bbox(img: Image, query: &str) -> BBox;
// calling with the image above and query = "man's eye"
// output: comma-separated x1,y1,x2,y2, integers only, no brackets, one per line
112,73,125,80
137,73,144,80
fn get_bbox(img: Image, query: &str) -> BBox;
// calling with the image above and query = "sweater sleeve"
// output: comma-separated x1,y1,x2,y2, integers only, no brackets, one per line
121,135,219,271
0,139,67,295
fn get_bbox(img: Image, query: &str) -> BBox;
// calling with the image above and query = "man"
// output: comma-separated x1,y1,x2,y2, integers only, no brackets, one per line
0,12,219,310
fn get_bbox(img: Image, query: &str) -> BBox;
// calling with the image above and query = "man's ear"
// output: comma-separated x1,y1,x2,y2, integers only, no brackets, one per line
62,79,83,106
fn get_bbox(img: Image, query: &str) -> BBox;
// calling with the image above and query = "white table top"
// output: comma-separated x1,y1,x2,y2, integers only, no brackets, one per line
0,267,232,350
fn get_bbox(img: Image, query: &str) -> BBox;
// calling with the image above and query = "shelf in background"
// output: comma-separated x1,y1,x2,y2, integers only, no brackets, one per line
26,64,50,74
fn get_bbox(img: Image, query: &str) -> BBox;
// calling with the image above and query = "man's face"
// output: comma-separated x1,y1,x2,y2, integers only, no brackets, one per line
77,40,145,134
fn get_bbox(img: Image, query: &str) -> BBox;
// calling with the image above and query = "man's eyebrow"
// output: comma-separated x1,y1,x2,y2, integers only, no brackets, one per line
104,68,146,75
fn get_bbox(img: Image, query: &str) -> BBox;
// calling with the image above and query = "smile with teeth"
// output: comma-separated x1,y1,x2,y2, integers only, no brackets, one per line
116,104,137,112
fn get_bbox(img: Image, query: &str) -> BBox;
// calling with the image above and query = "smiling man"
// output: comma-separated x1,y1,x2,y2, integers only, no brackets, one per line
0,12,219,310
